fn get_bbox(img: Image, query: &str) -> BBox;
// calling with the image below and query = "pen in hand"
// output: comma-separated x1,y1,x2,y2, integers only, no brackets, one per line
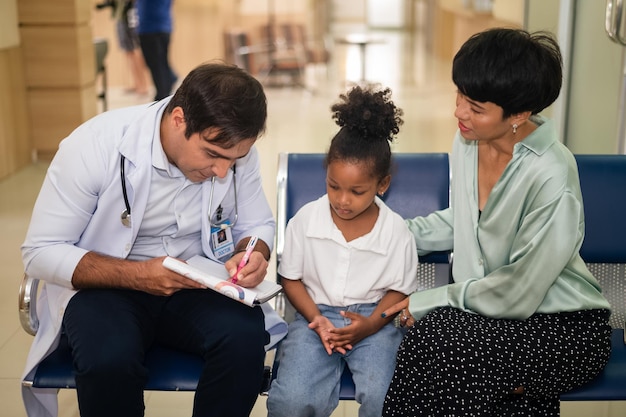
230,236,258,284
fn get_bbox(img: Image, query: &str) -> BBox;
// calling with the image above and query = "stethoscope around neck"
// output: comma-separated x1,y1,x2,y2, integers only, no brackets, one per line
120,155,132,227
119,155,238,228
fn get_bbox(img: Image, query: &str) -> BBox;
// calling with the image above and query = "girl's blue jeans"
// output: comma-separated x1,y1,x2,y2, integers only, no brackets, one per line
267,303,404,417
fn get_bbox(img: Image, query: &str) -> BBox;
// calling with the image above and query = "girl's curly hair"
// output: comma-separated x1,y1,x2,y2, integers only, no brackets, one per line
325,85,403,181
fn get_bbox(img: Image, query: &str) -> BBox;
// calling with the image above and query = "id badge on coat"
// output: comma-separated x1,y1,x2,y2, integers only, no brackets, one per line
211,220,235,261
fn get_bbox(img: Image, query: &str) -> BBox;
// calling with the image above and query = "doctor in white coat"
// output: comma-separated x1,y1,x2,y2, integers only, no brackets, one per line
21,62,284,417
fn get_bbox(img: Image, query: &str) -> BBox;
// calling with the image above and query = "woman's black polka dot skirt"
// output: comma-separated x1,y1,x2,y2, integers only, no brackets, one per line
382,307,611,417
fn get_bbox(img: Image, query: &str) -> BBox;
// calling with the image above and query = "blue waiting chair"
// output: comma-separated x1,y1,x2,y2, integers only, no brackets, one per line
559,154,626,401
270,152,452,399
19,281,273,393
269,152,626,404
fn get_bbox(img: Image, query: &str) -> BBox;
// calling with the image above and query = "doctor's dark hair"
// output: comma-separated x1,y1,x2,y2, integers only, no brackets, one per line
165,62,267,147
325,85,403,181
452,28,562,118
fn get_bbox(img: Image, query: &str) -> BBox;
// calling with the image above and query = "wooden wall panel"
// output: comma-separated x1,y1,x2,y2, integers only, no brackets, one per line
27,86,97,160
17,0,97,159
17,0,90,25
0,47,32,180
21,24,95,88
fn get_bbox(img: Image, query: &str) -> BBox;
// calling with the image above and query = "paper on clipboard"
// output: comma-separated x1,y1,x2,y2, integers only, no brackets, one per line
162,255,282,307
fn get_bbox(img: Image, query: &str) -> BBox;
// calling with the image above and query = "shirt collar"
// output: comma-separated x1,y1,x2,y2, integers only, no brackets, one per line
151,106,184,178
305,195,391,255
514,115,557,156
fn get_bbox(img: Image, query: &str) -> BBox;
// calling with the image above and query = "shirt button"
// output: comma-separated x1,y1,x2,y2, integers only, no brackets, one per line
478,258,483,265
125,244,131,251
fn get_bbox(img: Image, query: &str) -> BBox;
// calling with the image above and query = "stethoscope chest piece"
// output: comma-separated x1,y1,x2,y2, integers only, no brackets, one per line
121,209,131,228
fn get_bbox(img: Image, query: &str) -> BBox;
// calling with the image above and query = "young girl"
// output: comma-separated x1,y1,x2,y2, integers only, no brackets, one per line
267,86,418,417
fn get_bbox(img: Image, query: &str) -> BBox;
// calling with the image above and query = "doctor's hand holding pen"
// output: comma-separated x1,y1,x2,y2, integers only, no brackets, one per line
224,236,271,288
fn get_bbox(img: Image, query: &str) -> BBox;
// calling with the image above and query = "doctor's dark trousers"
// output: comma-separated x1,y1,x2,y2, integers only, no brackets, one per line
62,288,269,417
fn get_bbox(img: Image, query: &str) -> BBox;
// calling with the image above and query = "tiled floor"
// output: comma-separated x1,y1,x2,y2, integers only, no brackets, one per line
2,23,623,417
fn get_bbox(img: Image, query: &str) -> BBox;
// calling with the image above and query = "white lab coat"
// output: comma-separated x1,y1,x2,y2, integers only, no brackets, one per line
20,99,286,417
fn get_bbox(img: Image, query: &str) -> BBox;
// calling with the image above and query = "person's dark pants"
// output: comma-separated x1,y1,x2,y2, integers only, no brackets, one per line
63,288,269,417
138,32,176,100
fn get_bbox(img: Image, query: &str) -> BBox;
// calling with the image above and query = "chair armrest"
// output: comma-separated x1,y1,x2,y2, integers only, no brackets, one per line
275,152,289,265
236,43,272,56
18,274,39,336
274,153,295,323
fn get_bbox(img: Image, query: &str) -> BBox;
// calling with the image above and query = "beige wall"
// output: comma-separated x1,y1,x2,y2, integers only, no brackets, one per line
525,0,560,32
492,0,524,26
433,0,522,61
563,0,624,153
0,0,31,181
0,0,20,49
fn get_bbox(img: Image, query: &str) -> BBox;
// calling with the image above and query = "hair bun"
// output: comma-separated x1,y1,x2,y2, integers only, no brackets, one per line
331,85,403,143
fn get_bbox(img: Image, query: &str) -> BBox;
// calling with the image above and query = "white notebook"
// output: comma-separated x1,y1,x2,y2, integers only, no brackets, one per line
162,255,282,307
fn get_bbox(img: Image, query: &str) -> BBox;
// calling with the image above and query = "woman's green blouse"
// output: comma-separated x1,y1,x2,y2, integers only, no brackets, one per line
406,116,611,320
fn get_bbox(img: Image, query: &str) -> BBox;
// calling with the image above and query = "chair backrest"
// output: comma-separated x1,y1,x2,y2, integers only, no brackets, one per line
223,30,254,73
93,38,108,74
275,152,451,292
575,154,626,329
278,23,325,62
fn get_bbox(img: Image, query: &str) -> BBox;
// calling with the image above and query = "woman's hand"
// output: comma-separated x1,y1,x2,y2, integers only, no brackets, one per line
382,298,415,328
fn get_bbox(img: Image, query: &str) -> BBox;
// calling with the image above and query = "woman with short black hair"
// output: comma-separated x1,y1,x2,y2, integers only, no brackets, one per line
382,28,611,416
